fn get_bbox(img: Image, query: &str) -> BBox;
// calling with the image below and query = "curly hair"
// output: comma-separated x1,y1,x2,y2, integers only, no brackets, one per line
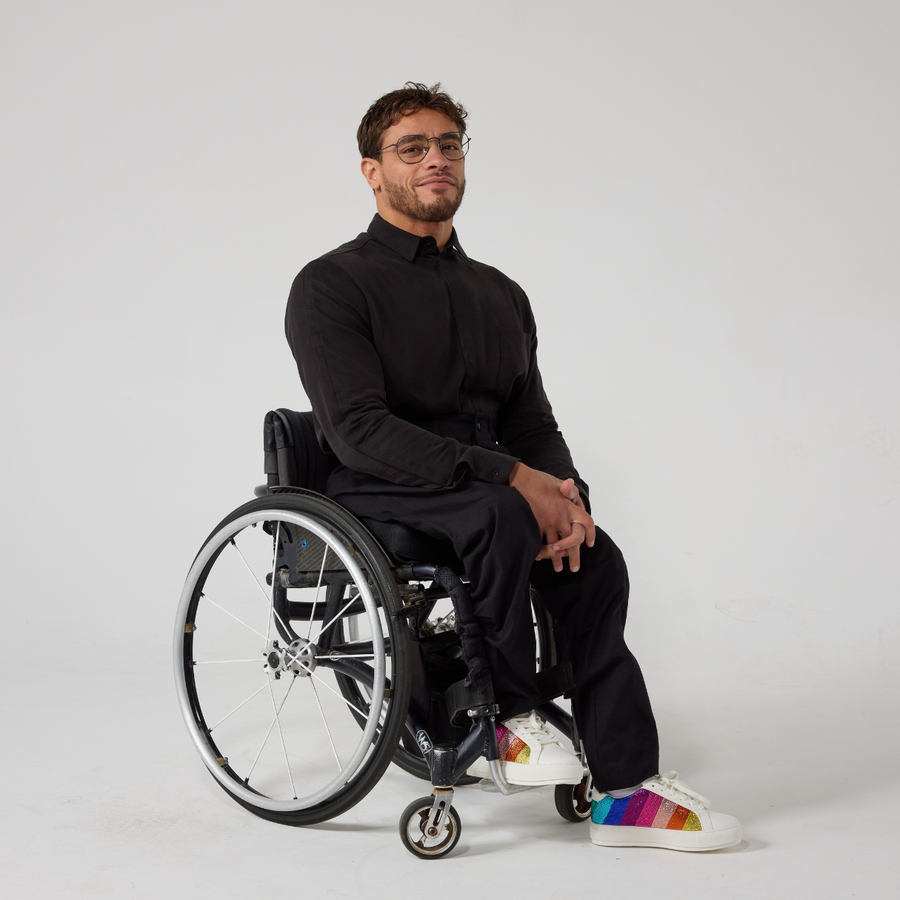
357,82,468,159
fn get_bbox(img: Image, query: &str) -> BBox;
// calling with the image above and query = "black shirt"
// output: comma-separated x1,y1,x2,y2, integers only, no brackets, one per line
285,214,585,494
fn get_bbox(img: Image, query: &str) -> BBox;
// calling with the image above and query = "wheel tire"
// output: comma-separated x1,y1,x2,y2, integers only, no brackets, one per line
174,491,411,826
399,796,462,859
554,776,592,822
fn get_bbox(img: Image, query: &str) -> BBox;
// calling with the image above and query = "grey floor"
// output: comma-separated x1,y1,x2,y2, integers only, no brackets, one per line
5,640,895,899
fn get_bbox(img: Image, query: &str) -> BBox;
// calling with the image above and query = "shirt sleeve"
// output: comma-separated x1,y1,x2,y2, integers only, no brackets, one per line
285,260,518,489
497,291,591,505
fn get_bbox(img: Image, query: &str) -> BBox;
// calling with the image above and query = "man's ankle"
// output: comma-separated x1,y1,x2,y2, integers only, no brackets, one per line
606,783,643,800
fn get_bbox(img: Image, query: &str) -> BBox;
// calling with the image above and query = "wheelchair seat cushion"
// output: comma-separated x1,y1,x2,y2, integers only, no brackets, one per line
360,517,465,572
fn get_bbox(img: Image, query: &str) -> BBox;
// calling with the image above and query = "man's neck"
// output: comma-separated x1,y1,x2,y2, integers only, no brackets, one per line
374,206,454,252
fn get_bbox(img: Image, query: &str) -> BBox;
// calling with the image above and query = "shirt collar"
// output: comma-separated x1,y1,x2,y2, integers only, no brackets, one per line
367,214,468,262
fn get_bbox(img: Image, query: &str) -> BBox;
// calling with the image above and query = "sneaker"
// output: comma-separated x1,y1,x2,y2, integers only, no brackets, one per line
467,712,585,785
590,771,742,852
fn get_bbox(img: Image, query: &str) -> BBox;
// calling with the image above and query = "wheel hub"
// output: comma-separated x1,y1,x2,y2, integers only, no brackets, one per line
263,637,318,678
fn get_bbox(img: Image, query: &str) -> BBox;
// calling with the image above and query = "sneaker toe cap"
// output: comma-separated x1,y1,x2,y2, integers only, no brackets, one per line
532,742,580,767
705,810,742,838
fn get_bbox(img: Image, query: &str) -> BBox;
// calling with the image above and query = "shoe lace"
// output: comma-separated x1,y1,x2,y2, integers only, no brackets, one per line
655,771,710,809
504,712,557,745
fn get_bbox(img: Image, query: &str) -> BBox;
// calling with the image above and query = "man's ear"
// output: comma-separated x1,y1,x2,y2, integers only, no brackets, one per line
361,157,380,193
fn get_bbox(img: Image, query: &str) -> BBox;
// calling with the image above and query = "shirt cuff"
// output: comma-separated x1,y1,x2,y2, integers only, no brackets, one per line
470,448,518,485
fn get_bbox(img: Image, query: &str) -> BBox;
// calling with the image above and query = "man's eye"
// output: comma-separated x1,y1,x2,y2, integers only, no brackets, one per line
399,141,425,156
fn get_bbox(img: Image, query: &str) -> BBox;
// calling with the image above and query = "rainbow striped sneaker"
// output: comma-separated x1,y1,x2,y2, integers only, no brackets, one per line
467,712,585,785
590,771,742,851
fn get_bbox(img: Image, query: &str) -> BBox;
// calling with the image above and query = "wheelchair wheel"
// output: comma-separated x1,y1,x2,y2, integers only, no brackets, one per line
399,795,462,859
174,491,411,825
554,774,592,822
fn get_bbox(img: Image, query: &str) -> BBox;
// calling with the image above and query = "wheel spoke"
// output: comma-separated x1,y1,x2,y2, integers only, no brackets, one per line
309,678,343,770
314,596,372,645
208,680,270,732
203,594,268,641
267,675,298,799
193,658,263,665
229,534,293,640
245,676,295,784
305,544,329,640
267,522,281,640
308,667,374,720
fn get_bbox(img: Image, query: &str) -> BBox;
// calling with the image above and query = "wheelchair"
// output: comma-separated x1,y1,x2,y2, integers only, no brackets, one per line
173,409,592,858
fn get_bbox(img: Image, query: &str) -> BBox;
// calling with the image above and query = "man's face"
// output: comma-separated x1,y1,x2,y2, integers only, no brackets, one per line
368,109,466,225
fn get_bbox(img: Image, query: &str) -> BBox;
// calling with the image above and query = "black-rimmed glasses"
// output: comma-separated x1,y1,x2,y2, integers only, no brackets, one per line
377,132,470,163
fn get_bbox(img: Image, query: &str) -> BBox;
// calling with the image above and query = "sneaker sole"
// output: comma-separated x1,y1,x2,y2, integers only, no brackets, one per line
467,759,585,786
590,822,742,852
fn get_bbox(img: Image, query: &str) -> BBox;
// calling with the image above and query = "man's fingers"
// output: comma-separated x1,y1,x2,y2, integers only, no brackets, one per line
560,478,587,510
568,542,581,573
570,509,595,547
551,527,583,553
559,478,591,527
562,522,583,571
546,530,563,571
544,523,585,573
584,519,595,547
559,478,581,505
536,530,559,561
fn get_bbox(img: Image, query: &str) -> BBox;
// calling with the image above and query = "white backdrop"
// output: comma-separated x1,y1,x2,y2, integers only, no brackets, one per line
2,2,897,897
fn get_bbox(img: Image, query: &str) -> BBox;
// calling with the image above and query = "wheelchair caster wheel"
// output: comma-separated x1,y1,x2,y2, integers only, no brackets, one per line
554,776,592,822
399,795,462,859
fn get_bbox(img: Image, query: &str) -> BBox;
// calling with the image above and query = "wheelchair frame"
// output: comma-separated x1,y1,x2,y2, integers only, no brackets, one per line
173,410,591,858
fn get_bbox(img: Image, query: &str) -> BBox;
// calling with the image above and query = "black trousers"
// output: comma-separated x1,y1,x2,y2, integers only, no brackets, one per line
327,463,660,792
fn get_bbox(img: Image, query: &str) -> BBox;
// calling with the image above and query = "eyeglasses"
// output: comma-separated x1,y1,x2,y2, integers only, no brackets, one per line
377,132,470,164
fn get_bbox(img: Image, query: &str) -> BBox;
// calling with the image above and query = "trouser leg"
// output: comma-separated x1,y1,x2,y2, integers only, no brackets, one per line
530,532,659,792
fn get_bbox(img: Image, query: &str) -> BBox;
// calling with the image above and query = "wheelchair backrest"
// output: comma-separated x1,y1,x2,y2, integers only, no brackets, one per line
263,408,339,495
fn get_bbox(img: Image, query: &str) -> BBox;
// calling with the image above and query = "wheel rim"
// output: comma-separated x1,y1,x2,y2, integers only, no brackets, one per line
572,780,591,818
174,509,392,813
405,805,458,855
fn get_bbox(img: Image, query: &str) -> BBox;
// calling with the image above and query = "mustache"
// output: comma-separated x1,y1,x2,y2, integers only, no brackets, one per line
415,175,459,187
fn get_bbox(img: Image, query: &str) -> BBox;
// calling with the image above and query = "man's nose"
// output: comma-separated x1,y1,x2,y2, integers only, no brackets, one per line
422,139,449,165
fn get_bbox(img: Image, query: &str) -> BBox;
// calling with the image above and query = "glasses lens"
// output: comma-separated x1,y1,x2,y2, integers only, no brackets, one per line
438,133,467,160
395,135,428,162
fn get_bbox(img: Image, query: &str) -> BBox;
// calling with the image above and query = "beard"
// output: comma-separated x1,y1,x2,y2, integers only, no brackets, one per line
383,176,466,224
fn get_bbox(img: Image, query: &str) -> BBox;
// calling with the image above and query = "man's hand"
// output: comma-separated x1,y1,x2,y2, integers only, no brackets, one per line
509,462,595,573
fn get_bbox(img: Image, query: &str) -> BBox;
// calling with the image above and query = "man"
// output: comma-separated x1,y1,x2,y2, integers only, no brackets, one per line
285,83,741,851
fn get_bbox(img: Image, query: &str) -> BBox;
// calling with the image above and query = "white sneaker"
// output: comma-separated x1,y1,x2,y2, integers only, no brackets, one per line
467,712,585,785
590,771,742,851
